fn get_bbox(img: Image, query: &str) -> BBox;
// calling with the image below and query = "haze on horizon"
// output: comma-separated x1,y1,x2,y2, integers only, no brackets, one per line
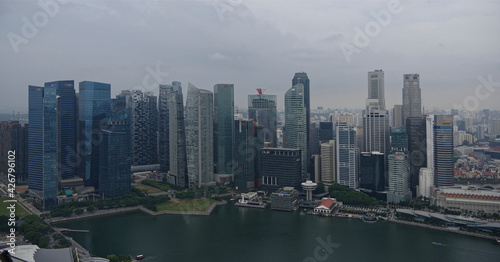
0,0,499,113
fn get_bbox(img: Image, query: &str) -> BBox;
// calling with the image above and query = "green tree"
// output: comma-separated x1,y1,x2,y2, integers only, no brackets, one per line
74,208,84,215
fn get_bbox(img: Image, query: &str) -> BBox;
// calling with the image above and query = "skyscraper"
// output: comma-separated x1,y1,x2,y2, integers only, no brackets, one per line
360,152,385,192
318,122,334,142
98,107,131,198
129,90,158,166
214,84,234,174
45,81,76,181
78,81,112,187
259,148,302,191
285,84,308,179
406,117,427,197
368,70,385,109
392,105,403,129
320,140,336,184
434,115,454,187
387,152,411,203
159,83,187,187
248,90,277,147
186,83,214,188
292,73,311,174
336,123,359,189
402,74,422,125
233,119,264,190
28,85,58,210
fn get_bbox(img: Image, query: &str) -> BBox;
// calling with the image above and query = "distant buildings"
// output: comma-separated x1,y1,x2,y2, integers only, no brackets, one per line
214,84,235,175
387,152,411,203
271,187,298,211
367,70,385,109
392,105,403,129
185,83,214,187
0,121,28,184
130,90,158,166
248,90,277,147
318,122,334,142
285,84,308,179
259,148,302,191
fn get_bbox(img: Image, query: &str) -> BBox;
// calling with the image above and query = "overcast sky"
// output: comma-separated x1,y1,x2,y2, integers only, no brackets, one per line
1,0,499,113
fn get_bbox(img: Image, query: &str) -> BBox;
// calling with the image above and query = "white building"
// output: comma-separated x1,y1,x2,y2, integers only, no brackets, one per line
314,198,337,214
432,186,500,214
417,168,434,198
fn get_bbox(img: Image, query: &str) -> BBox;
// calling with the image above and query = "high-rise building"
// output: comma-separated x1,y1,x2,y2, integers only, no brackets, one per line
284,84,308,179
387,152,411,203
186,83,214,188
248,90,277,147
491,119,500,138
418,168,434,198
28,85,58,210
392,105,403,129
292,72,310,140
45,81,76,181
159,83,187,187
336,123,359,189
214,84,235,174
320,140,336,184
360,152,385,192
292,73,311,176
434,115,454,187
406,117,427,197
78,81,112,187
128,90,158,166
367,70,385,109
259,148,302,192
98,108,131,198
233,119,264,190
391,127,408,152
362,99,390,173
402,74,422,125
319,122,334,142
0,121,28,184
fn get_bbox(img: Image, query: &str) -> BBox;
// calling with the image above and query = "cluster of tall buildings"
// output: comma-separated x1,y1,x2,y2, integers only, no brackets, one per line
7,69,500,211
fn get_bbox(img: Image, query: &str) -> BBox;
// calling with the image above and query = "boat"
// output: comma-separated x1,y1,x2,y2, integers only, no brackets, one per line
135,254,145,260
496,239,500,245
432,242,442,246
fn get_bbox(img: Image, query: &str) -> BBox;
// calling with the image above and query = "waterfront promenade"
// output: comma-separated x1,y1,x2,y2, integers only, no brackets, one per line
48,200,227,223
388,218,498,240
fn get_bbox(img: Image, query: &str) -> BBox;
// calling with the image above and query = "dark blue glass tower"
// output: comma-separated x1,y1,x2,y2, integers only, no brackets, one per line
28,85,58,210
45,81,76,181
78,81,112,187
99,108,131,197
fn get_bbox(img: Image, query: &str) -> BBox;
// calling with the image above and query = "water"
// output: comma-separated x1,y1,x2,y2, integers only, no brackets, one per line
57,203,500,262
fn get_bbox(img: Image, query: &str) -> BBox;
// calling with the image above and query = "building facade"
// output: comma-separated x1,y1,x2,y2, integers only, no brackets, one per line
406,117,427,197
387,152,411,203
259,148,302,191
360,152,385,192
284,84,308,179
248,91,277,147
402,74,422,126
271,187,298,211
320,140,336,184
434,115,454,187
214,84,234,174
336,123,359,189
159,83,187,187
185,83,214,188
0,121,28,184
233,119,264,190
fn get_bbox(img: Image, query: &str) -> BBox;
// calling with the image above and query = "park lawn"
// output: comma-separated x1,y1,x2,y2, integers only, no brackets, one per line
133,184,162,194
0,197,29,218
156,198,218,212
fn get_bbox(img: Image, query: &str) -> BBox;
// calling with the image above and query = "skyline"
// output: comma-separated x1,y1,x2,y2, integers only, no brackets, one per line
1,0,499,113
